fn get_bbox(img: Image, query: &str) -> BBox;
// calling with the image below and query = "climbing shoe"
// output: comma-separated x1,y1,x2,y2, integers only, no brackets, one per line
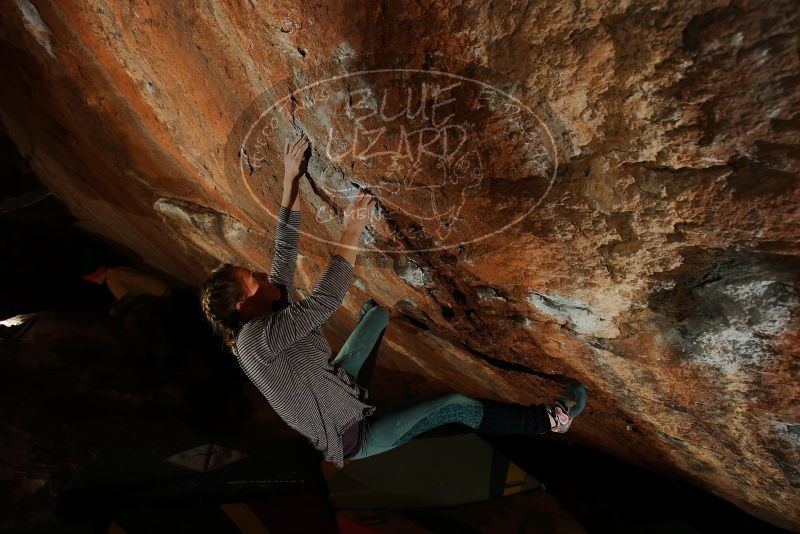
545,381,587,433
358,298,379,322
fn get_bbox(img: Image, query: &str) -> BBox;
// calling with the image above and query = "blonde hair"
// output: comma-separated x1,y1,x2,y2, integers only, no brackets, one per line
199,263,246,356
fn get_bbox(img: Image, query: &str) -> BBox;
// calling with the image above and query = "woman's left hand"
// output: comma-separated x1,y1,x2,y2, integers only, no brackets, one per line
284,133,310,181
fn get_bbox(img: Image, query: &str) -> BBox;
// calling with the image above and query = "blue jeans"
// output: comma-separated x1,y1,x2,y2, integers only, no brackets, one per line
333,305,485,461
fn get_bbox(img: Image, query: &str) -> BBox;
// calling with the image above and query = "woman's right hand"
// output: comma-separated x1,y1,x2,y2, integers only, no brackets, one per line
343,189,375,233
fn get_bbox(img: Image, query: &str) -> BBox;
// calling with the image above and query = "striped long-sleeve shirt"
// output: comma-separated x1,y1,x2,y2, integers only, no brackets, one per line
235,205,376,468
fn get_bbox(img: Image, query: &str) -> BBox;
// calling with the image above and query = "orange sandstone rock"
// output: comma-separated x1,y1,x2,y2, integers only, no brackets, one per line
0,0,798,529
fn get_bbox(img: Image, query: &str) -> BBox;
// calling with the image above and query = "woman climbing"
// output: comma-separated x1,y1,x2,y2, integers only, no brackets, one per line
199,133,587,468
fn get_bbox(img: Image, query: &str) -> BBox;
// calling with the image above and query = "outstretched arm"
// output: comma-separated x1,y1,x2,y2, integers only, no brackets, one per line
263,253,354,356
260,189,375,356
268,134,310,292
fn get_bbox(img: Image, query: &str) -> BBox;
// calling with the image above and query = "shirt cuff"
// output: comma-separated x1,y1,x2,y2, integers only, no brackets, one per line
331,254,354,269
278,205,301,222
277,206,301,238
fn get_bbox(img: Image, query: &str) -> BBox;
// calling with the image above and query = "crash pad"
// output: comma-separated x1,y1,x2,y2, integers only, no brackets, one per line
322,431,542,509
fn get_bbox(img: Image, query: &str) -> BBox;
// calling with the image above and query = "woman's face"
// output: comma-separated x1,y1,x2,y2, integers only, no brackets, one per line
232,267,286,315
234,267,260,298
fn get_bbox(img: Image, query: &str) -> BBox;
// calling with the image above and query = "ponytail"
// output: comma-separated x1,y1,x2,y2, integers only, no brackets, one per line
199,263,246,356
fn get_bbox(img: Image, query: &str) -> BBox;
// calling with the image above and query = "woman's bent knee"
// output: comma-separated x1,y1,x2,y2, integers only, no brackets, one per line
440,392,480,407
364,305,389,327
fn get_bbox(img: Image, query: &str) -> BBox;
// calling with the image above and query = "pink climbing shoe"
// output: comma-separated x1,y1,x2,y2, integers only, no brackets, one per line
545,381,587,433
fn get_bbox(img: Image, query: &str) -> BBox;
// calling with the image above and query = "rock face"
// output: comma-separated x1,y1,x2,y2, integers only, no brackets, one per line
0,0,798,529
